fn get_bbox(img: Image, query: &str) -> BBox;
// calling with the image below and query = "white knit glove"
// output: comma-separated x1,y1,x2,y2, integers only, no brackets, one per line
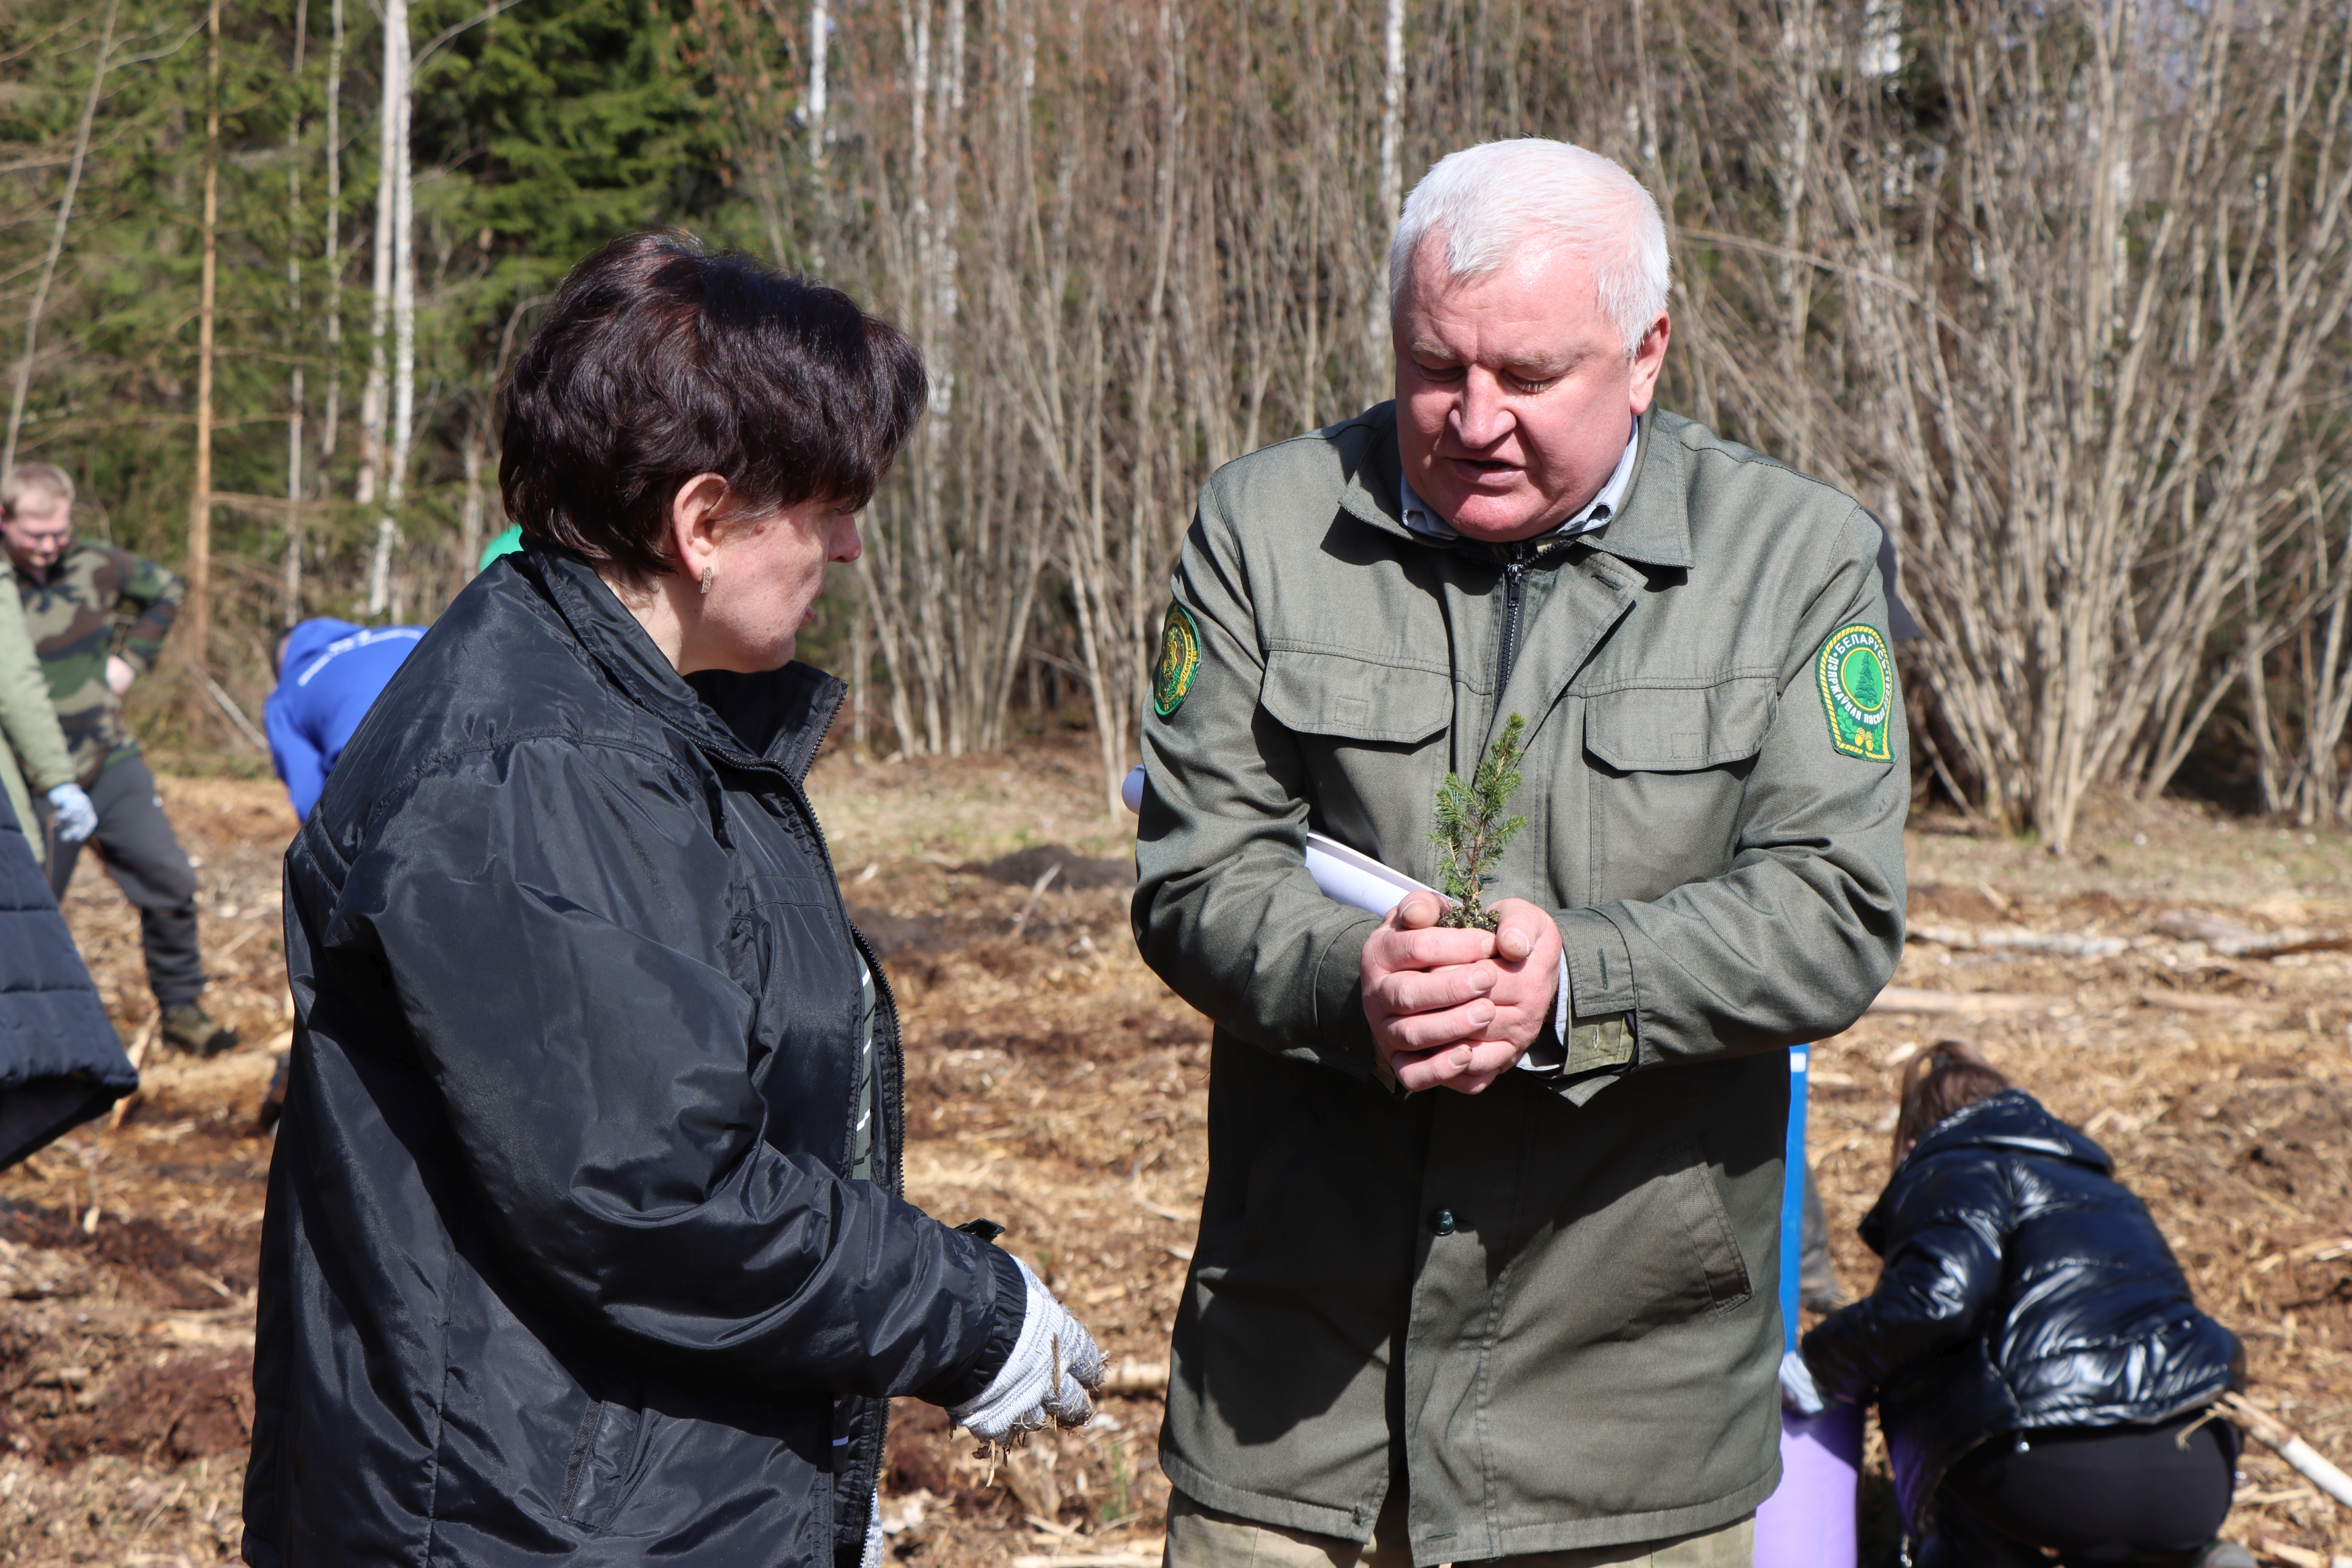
45,783,96,843
950,1256,1105,1443
1779,1348,1826,1416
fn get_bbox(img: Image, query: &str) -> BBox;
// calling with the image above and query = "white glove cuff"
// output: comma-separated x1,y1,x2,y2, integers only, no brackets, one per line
951,1258,1058,1439
1779,1347,1827,1417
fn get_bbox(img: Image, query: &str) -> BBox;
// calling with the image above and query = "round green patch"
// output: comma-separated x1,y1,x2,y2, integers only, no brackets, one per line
1152,602,1202,718
1817,624,1893,762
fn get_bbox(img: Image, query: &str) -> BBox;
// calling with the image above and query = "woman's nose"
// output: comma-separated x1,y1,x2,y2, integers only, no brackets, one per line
831,517,864,565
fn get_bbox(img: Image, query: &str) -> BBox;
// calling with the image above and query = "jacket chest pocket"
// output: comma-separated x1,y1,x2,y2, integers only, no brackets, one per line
1260,647,1452,865
1582,677,1773,905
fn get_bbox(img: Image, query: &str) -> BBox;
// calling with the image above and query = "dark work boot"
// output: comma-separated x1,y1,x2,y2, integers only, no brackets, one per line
160,1001,237,1058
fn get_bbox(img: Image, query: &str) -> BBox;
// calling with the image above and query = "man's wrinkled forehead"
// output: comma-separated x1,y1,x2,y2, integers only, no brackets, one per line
1,493,71,529
1399,241,1609,364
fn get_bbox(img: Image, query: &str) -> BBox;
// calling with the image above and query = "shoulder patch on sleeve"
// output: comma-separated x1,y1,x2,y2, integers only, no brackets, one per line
1817,624,1893,761
1152,603,1202,718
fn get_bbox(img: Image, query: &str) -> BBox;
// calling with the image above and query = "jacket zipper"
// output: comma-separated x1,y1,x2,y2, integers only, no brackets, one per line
752,690,904,1559
1496,547,1530,694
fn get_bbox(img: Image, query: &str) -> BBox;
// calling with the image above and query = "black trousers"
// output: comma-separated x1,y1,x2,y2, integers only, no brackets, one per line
42,754,207,1010
1940,1413,2240,1566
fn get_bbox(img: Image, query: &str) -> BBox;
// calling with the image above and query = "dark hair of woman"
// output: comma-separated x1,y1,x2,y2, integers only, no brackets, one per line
1892,1038,2011,1167
499,230,927,586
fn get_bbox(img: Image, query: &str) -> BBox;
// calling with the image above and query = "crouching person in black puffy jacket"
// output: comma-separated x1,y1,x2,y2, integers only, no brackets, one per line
243,233,1104,1567
1784,1043,2247,1568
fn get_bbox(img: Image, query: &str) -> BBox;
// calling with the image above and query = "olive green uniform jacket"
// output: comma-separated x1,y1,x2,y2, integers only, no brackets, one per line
1132,403,1907,1564
0,557,76,863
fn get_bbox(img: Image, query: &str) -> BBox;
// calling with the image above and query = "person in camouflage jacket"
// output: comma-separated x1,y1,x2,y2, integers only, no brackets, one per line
1,464,235,1056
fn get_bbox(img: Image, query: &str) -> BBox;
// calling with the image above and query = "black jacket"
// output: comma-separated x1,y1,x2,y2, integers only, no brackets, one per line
244,547,1023,1567
0,785,134,1167
1802,1090,2240,1534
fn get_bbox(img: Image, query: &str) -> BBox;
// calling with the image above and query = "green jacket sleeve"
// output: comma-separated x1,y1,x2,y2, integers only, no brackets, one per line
1133,487,1383,1081
0,556,76,793
112,549,184,675
1553,506,1907,1087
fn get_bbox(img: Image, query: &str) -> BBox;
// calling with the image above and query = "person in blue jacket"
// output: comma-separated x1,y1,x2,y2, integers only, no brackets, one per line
264,619,426,820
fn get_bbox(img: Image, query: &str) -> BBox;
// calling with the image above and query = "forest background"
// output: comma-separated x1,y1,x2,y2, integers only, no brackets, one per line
3,0,2351,852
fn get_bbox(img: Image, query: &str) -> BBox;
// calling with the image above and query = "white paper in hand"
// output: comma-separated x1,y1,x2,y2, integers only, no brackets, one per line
1302,833,1453,918
1123,766,1450,920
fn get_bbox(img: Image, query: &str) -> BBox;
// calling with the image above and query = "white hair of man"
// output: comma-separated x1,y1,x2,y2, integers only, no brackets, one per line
0,462,74,518
1388,139,1671,359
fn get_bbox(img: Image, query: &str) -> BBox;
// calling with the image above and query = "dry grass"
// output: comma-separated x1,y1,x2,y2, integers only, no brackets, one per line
0,750,2347,1564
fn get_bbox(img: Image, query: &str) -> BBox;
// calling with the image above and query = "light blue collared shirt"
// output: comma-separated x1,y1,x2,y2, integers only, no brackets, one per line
1398,419,1641,545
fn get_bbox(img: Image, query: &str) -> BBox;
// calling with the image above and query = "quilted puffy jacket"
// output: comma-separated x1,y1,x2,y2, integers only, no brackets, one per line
0,778,134,1165
1801,1089,2241,1533
243,544,1024,1567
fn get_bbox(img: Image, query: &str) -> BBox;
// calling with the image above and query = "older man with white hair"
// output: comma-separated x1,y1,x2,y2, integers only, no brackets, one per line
1133,140,1907,1567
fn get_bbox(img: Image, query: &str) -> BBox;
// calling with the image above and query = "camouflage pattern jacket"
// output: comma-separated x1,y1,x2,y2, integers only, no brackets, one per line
14,541,183,785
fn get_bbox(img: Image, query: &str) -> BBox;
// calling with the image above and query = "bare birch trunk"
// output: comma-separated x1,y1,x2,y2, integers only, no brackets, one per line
458,415,486,586
808,0,829,166
366,0,411,616
321,0,343,464
283,0,310,628
1365,0,1403,406
3,0,118,475
186,0,222,672
356,0,401,514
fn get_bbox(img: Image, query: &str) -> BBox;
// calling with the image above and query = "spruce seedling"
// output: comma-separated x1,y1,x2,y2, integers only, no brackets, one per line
1428,712,1529,932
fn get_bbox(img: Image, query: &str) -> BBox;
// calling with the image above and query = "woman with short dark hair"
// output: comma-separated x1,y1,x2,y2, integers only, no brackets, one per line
1782,1043,2247,1568
244,232,1102,1567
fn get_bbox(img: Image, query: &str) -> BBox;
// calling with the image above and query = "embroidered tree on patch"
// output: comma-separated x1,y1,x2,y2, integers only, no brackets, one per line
1429,712,1528,933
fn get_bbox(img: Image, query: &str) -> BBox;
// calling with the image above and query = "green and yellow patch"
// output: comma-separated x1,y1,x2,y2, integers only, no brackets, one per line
1816,623,1893,761
1152,602,1202,717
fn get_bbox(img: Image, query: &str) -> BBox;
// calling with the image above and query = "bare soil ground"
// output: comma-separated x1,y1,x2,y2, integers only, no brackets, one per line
1,746,2349,1565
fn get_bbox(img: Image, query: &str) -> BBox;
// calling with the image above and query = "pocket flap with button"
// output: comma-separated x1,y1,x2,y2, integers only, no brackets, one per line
1260,650,1452,743
1584,678,1772,771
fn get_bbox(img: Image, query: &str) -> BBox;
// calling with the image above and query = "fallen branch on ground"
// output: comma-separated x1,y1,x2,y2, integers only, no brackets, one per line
2225,1392,2352,1514
107,1014,162,1130
1911,923,2130,958
2251,1536,2336,1568
1867,987,2055,1016
1099,1357,1166,1396
2138,989,2271,1014
2153,911,2352,960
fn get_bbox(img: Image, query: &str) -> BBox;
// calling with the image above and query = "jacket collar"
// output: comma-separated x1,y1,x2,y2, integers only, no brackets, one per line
1860,1089,2113,1252
1336,403,1691,570
516,543,844,783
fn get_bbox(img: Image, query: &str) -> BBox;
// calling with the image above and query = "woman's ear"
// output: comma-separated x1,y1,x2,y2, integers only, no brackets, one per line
668,474,733,583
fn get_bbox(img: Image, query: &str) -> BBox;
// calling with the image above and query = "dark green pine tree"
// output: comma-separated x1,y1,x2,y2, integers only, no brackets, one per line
1428,712,1528,932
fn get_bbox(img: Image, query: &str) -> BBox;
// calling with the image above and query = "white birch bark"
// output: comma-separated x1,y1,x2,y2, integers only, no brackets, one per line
808,0,828,166
356,0,401,513
321,0,343,462
283,0,309,627
3,0,119,475
366,0,411,615
1364,0,1403,406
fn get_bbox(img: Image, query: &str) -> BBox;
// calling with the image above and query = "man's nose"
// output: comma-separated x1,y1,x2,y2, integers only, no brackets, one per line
1450,369,1515,449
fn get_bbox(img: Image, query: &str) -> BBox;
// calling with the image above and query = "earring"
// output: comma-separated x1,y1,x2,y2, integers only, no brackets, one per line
699,565,714,595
